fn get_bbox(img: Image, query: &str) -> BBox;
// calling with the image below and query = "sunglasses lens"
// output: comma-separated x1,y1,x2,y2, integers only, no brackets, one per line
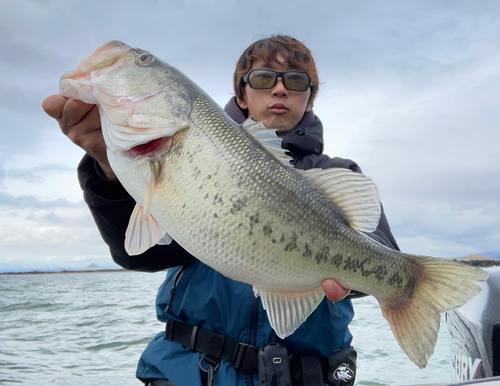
284,72,310,91
247,70,277,89
247,69,311,91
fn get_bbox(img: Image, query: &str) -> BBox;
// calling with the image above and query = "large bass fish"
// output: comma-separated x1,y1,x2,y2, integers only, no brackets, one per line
59,41,488,368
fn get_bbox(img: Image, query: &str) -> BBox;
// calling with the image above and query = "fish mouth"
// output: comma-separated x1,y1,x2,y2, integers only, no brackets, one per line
61,41,131,78
128,136,173,157
59,41,132,103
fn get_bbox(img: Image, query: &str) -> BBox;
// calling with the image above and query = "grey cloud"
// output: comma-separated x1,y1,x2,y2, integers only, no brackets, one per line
0,164,74,183
0,192,85,209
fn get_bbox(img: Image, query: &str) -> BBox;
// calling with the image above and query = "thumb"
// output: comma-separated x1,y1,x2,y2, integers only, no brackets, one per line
322,279,350,302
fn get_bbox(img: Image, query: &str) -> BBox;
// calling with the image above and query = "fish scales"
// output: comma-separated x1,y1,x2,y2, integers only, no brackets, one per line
148,91,416,299
59,40,488,368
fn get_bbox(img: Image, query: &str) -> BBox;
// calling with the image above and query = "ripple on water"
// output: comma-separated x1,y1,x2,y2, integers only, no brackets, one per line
1,272,453,386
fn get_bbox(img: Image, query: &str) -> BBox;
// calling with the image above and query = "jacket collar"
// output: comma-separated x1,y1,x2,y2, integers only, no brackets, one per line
223,97,324,158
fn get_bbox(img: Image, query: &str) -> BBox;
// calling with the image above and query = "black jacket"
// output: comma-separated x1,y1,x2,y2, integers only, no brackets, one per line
78,97,399,272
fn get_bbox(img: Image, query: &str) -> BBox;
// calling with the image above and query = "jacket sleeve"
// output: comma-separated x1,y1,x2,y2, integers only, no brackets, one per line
77,154,195,272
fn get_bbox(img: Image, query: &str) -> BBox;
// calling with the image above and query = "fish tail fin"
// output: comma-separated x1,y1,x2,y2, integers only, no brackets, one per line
378,256,488,368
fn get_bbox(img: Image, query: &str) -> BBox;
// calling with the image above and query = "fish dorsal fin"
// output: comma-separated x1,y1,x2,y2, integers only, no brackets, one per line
254,286,325,338
125,203,166,255
241,118,294,167
299,168,381,232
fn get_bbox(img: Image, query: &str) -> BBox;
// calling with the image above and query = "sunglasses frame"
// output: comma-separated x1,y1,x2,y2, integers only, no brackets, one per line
243,69,313,92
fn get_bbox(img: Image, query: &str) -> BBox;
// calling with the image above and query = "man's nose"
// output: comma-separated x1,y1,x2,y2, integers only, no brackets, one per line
272,77,288,96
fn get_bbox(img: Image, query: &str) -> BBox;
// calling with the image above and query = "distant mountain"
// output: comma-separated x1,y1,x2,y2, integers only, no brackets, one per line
85,263,104,270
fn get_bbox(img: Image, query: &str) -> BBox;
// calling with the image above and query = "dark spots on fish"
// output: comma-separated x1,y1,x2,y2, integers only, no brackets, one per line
213,213,218,218
284,232,298,252
230,197,248,214
330,253,343,268
238,223,243,228
206,174,212,179
262,224,273,236
343,256,361,273
387,272,403,288
213,193,223,206
203,193,209,199
249,213,259,224
182,203,186,209
303,243,312,258
272,238,276,244
192,166,201,180
374,265,388,282
280,234,285,243
351,259,387,283
253,241,256,246
248,212,260,236
315,246,331,264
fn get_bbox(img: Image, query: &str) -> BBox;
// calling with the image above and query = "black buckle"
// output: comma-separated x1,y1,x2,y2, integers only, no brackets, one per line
232,342,258,371
199,355,220,386
233,342,249,370
164,320,174,341
189,325,199,351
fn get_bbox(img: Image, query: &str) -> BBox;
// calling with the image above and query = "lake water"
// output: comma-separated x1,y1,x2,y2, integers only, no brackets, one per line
0,271,453,385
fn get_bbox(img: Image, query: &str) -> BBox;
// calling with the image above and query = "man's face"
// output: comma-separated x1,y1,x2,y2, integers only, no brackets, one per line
236,55,313,132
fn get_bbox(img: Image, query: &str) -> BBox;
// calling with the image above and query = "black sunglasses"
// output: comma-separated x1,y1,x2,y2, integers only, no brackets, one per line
243,69,313,92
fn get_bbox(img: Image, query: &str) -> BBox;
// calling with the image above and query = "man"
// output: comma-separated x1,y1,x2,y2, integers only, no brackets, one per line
43,35,399,386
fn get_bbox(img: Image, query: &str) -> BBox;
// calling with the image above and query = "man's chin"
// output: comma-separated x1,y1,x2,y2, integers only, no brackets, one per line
263,117,297,132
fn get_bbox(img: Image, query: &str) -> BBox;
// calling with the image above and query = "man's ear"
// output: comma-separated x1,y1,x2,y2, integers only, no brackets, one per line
306,101,313,112
237,96,248,110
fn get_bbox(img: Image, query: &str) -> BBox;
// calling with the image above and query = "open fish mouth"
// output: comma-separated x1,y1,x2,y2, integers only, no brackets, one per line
128,136,173,157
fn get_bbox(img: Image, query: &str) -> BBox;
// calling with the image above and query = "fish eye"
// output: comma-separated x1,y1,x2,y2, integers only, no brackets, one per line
136,53,153,65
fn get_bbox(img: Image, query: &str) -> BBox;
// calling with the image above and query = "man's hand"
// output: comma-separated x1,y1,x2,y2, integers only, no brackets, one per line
41,94,117,181
322,279,350,302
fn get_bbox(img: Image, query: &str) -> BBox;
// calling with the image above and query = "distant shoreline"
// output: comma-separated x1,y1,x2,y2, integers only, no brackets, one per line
0,269,130,275
2,258,498,276
450,259,500,268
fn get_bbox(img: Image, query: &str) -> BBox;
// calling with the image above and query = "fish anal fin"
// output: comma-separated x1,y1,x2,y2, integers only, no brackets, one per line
254,286,325,338
299,168,381,232
378,255,488,368
125,203,165,255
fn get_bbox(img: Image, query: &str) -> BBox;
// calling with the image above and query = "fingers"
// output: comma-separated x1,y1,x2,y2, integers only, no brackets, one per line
322,279,351,302
42,94,68,120
63,104,100,142
42,94,98,134
59,99,96,130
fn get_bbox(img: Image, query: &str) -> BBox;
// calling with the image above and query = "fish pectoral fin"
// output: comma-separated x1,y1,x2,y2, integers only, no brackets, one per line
298,168,381,232
125,203,166,255
254,286,325,338
241,118,294,167
378,255,488,369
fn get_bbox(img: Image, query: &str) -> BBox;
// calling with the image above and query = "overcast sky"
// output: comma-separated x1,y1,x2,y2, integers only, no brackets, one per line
0,0,499,271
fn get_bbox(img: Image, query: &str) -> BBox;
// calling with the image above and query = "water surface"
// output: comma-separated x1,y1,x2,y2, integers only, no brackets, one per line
0,271,452,385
